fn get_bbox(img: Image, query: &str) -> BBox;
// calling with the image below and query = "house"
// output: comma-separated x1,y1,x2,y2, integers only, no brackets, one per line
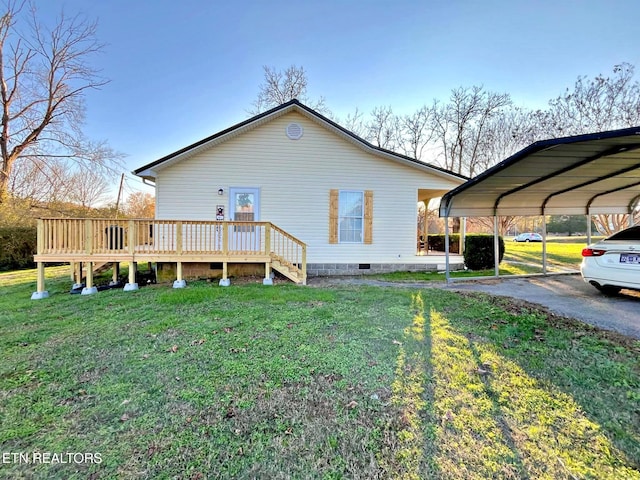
30,99,465,299
133,99,466,283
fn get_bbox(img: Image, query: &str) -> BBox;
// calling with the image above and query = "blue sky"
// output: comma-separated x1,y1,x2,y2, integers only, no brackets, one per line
40,0,640,197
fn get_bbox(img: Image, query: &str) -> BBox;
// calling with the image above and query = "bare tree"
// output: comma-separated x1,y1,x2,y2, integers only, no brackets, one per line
537,63,640,137
365,105,400,150
398,105,435,160
249,65,330,115
0,1,120,203
592,213,638,236
341,106,367,138
66,168,111,209
431,86,512,177
468,216,520,235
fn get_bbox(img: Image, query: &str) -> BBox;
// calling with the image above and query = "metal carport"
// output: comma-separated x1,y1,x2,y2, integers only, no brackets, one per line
439,126,640,280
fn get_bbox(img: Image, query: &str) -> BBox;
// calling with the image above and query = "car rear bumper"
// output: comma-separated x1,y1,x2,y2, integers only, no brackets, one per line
581,260,640,290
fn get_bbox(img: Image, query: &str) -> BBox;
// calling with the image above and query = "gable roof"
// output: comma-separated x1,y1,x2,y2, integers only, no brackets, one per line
133,99,467,183
439,125,640,217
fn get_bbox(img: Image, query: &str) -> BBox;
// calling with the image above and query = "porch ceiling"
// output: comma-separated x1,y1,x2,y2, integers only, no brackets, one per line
418,188,451,203
439,126,640,217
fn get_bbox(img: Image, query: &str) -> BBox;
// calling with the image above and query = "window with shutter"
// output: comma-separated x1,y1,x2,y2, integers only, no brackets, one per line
329,190,373,244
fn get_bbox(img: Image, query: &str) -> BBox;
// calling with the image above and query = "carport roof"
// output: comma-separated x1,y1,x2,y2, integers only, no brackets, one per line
439,126,640,217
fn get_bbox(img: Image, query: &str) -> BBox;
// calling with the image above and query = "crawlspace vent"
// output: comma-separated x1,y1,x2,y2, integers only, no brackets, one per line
286,123,304,140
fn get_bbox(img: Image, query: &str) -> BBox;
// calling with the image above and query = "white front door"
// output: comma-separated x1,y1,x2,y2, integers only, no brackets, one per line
228,187,261,251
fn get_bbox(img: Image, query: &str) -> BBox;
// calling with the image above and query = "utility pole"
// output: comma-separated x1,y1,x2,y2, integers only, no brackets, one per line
114,173,125,218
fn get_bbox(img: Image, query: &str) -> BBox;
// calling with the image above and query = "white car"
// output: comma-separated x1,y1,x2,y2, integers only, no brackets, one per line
513,232,543,242
581,225,640,294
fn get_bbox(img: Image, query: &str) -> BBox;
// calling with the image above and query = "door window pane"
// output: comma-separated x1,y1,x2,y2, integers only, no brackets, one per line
234,192,254,221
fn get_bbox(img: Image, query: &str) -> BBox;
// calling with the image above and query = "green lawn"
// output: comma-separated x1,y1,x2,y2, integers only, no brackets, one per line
377,238,587,282
0,267,639,479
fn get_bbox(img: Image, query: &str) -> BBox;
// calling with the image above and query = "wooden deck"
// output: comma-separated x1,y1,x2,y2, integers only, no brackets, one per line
32,218,307,297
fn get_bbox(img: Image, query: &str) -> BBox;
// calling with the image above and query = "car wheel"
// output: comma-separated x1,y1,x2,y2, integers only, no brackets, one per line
600,285,622,296
525,239,530,242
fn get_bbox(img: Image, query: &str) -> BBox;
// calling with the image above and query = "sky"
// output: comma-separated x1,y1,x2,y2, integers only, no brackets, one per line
37,0,640,199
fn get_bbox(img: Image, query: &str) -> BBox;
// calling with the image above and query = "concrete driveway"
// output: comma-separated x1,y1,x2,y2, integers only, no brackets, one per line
445,274,640,340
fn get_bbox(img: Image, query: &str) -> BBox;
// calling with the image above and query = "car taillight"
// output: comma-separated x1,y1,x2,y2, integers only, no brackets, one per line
582,248,606,257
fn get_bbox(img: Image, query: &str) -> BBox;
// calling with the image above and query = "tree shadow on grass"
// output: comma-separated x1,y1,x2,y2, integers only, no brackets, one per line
428,290,640,479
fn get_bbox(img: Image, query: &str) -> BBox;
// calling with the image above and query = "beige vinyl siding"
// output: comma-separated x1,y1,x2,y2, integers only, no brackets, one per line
155,111,460,264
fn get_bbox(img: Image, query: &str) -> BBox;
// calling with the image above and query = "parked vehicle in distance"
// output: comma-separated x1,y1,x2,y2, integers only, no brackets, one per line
513,232,543,242
581,225,640,294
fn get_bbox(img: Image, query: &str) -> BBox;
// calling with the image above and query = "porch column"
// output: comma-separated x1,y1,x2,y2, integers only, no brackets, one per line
173,261,186,288
444,216,451,283
31,262,49,300
81,262,98,295
219,261,231,286
124,261,139,291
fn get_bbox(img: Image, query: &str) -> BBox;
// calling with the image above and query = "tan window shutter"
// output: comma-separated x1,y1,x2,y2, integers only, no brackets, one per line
364,190,373,244
329,189,339,244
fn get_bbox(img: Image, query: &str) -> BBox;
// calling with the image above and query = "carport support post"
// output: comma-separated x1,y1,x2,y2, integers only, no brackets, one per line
586,214,592,245
542,215,548,274
493,216,500,277
444,215,451,283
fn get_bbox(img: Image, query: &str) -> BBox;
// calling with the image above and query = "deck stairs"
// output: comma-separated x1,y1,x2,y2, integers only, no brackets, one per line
271,256,305,284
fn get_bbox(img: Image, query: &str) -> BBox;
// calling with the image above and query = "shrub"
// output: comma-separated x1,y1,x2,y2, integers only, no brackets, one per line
426,234,460,254
463,234,505,270
0,227,37,271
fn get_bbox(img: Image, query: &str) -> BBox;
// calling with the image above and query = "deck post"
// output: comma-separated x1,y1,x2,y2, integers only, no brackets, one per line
110,262,120,286
173,261,186,288
219,261,230,286
176,221,183,254
128,220,136,254
264,223,271,255
301,244,307,285
222,221,228,255
84,220,93,254
31,262,49,300
72,262,83,289
81,262,98,295
263,262,273,285
124,261,139,291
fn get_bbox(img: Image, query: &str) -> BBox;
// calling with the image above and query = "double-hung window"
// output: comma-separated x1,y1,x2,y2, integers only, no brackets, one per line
329,189,373,244
338,190,364,243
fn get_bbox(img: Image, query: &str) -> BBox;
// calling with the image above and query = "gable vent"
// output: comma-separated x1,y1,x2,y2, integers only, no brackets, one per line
286,123,304,140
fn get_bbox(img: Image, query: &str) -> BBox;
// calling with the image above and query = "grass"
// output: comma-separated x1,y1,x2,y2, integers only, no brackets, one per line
374,238,586,282
0,267,639,479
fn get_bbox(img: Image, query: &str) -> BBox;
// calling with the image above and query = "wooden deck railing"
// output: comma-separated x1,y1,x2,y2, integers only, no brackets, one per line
36,218,306,283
